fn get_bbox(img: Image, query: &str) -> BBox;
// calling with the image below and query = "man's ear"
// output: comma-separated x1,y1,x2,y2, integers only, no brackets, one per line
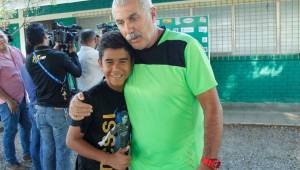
43,35,47,41
150,7,157,21
98,58,103,70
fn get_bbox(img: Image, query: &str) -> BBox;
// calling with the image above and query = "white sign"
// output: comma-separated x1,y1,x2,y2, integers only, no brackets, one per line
182,18,194,24
181,27,194,33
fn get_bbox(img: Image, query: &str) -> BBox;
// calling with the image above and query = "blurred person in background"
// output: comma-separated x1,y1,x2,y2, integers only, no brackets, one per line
0,29,31,170
20,42,42,170
77,29,103,91
26,23,81,170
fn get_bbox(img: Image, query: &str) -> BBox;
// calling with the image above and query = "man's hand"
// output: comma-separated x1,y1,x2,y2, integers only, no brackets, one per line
53,42,61,50
69,92,93,120
7,99,18,113
68,43,76,53
103,146,131,170
0,88,18,113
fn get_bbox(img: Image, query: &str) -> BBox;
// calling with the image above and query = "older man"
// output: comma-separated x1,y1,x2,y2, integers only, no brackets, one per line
0,30,31,170
70,0,223,170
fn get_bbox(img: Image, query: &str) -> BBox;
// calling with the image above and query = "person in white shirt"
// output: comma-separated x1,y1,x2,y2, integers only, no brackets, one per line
77,29,103,91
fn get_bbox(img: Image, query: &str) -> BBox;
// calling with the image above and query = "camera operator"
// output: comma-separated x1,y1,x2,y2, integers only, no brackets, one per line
77,29,103,91
25,23,81,170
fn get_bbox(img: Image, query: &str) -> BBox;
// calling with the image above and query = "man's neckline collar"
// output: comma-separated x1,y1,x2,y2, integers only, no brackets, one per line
34,46,50,51
80,45,96,50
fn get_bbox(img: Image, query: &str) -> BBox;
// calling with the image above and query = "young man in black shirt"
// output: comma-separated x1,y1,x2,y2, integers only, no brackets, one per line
66,31,133,170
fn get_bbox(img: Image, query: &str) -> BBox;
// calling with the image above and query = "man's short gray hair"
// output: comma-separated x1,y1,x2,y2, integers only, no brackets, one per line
79,29,96,45
112,0,153,11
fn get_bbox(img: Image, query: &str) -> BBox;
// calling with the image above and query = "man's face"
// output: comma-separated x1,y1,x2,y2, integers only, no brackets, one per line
99,48,132,92
113,0,157,50
0,31,8,50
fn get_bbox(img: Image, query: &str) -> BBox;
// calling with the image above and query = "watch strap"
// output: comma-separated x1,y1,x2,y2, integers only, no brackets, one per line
201,157,221,170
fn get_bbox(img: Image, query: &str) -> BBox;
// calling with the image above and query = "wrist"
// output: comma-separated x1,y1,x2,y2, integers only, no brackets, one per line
68,51,76,56
201,157,221,170
99,152,110,165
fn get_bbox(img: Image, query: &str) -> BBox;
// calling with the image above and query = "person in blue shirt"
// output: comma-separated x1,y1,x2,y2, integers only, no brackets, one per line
20,65,42,170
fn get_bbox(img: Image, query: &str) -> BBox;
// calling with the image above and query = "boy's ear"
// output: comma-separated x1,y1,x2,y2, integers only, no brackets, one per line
98,58,103,70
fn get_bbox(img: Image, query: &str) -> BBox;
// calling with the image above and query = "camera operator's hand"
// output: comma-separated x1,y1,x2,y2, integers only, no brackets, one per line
68,43,76,53
53,42,61,50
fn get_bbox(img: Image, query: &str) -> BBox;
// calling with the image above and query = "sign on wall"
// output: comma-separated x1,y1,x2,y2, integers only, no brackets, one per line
156,16,209,58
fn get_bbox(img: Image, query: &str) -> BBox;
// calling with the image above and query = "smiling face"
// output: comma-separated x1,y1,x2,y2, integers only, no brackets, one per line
112,0,158,50
99,48,132,92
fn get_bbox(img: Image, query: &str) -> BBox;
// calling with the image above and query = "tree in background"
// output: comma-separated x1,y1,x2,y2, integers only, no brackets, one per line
1,0,56,48
0,0,56,35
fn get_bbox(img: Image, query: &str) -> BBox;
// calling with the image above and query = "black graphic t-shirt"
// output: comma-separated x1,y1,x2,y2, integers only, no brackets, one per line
71,80,127,170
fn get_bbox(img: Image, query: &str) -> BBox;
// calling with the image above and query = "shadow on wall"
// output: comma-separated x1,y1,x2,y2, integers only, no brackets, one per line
211,54,300,102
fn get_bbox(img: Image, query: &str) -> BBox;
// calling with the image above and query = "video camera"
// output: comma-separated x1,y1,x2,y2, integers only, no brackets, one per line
0,28,13,43
48,22,82,51
96,23,118,34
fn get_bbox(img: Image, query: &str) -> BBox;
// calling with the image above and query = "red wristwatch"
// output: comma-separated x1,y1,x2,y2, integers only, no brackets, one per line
201,157,221,170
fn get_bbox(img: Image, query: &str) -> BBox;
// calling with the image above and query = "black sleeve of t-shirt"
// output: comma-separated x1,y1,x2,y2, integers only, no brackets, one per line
70,90,96,134
63,52,82,77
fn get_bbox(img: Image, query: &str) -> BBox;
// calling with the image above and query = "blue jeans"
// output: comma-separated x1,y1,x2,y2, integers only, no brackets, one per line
0,98,31,164
35,105,71,170
28,103,42,170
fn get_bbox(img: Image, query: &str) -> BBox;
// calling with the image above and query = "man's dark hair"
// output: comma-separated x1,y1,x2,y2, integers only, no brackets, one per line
79,29,96,45
26,23,46,47
99,31,134,60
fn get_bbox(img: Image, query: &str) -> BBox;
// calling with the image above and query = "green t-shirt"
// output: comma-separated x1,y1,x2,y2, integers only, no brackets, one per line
124,29,217,170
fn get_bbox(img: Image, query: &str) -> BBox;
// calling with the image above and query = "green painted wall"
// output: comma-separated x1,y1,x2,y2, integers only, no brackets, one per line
24,0,182,17
8,24,20,49
211,54,300,103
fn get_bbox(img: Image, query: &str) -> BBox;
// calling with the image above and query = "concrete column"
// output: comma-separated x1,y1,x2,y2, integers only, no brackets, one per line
18,9,26,55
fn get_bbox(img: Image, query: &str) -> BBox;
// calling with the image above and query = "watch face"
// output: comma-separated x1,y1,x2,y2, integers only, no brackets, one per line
214,160,221,168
